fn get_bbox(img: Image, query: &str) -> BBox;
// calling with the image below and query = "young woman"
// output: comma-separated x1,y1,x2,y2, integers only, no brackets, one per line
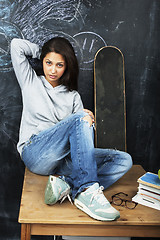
11,37,132,222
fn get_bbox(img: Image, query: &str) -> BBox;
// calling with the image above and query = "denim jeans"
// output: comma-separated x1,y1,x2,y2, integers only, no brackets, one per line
22,111,132,199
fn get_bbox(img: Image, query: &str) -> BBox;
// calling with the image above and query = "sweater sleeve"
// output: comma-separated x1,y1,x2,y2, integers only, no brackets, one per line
72,91,84,113
10,38,40,89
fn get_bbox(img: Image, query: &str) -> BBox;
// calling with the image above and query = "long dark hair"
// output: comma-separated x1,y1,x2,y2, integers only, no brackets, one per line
40,37,79,91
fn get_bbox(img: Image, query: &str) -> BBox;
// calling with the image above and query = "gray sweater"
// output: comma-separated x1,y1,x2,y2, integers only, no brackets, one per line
11,38,83,155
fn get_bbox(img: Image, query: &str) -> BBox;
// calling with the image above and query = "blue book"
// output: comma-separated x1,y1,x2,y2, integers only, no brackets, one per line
138,172,160,190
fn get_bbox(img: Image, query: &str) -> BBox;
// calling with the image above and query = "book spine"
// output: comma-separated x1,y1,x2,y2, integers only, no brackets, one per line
132,193,160,211
138,179,160,189
139,192,160,202
138,183,160,194
138,187,160,200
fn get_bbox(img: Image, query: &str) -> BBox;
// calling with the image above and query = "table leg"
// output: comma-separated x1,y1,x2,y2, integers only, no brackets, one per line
21,224,31,240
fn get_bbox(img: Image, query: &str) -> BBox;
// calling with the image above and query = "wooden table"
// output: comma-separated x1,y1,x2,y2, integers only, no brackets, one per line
18,165,160,239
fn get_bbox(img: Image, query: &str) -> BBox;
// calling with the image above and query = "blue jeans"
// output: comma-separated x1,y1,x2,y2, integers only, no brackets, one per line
22,111,132,199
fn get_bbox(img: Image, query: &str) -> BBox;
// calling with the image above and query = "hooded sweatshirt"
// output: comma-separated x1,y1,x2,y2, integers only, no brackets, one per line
10,38,83,155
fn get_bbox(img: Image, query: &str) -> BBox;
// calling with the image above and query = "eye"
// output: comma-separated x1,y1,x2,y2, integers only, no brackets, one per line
46,61,52,65
57,63,64,68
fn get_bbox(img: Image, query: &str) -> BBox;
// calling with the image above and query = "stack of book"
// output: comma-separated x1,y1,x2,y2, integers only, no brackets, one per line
132,172,160,210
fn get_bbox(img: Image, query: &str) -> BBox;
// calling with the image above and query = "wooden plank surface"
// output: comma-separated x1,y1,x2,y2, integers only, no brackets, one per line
19,165,160,227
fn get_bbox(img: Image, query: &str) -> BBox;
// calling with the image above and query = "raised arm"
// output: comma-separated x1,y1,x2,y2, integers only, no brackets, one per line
10,38,40,89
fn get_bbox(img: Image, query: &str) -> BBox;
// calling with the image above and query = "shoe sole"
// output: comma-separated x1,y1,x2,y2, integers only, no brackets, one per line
74,199,120,221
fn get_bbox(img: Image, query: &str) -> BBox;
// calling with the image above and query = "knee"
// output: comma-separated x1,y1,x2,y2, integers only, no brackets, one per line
123,152,133,172
74,111,93,127
115,150,132,173
82,115,93,127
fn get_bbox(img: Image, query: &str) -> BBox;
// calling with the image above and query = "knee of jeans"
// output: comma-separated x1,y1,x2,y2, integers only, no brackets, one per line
74,111,94,128
123,152,133,171
82,115,93,127
74,111,90,123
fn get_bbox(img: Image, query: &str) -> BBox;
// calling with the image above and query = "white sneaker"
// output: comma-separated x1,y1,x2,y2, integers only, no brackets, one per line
74,183,120,221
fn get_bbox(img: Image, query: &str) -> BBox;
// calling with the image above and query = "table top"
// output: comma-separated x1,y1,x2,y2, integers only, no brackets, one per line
19,165,160,226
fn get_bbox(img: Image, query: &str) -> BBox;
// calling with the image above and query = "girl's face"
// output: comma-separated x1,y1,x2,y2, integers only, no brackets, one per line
43,52,66,87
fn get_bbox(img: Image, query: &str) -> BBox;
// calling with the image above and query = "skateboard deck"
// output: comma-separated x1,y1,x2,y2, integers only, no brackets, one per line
94,46,126,151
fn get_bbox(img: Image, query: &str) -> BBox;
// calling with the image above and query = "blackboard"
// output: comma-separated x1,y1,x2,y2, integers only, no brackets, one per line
0,0,160,239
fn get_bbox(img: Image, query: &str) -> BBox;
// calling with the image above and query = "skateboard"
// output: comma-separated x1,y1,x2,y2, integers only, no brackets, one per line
94,46,126,151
